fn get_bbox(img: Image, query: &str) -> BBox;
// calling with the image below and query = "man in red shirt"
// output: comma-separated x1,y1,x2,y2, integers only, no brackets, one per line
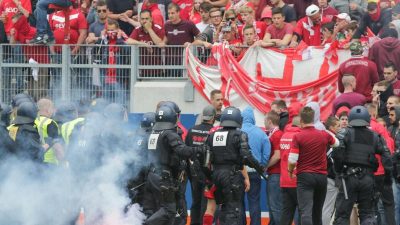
318,0,338,21
290,4,328,47
280,116,301,225
0,0,31,36
383,61,400,96
238,5,266,42
288,106,339,225
265,110,284,225
259,7,293,47
332,74,367,115
126,10,164,78
338,41,379,102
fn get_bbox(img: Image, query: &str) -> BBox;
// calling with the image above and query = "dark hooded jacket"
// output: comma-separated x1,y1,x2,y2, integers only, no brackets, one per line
369,37,400,79
279,112,289,131
388,106,400,139
353,8,392,39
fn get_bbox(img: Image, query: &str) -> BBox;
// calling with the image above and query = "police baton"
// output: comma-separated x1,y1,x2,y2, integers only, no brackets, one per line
130,182,146,191
340,175,349,200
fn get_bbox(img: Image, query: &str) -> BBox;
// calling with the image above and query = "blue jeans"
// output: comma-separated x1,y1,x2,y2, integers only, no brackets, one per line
35,0,71,36
392,181,400,225
267,174,282,225
246,172,262,225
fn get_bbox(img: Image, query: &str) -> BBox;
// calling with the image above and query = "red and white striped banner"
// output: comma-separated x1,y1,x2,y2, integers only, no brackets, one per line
186,43,352,125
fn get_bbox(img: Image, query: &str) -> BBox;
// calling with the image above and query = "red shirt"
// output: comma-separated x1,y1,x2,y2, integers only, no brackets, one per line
392,80,400,96
338,56,379,102
370,118,394,176
173,0,193,21
189,10,201,24
294,16,329,46
49,8,88,45
268,127,283,174
141,3,164,27
130,24,165,66
320,7,338,21
280,126,301,187
291,126,336,174
0,0,31,35
238,21,267,41
266,22,293,40
129,24,165,44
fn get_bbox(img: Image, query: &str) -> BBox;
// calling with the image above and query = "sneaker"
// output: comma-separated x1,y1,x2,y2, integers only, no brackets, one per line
29,34,48,45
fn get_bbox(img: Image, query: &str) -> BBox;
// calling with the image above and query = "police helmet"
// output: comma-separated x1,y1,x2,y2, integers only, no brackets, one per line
103,103,127,121
90,98,109,113
11,93,33,108
159,101,181,114
13,102,38,125
348,106,370,127
220,106,243,128
54,102,78,123
153,105,177,130
141,112,156,128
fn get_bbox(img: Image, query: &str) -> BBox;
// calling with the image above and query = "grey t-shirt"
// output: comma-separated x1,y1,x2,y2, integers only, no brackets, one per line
89,20,106,37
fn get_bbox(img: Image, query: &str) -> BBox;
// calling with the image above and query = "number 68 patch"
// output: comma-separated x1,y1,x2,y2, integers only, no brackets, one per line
148,133,160,150
213,131,228,147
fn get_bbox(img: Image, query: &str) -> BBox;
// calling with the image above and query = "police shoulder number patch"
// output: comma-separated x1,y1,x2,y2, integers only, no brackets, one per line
148,133,160,150
213,131,228,147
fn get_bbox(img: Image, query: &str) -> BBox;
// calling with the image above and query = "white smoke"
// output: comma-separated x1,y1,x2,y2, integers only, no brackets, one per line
0,118,146,225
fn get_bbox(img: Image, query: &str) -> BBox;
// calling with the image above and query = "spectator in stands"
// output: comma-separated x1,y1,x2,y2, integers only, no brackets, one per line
106,0,134,35
352,1,392,39
99,19,129,103
321,22,335,45
193,7,222,48
270,0,296,26
126,10,164,77
236,25,257,60
388,101,400,138
372,80,393,118
221,25,241,52
189,0,203,24
337,110,349,128
383,61,400,97
318,0,338,20
86,0,98,25
329,0,366,21
260,6,272,26
338,41,379,101
0,0,31,37
223,9,239,37
290,4,328,47
271,100,289,130
369,28,400,80
239,5,267,41
140,0,164,27
164,3,200,77
258,7,293,47
196,2,212,32
332,74,366,115
242,106,270,225
86,0,108,44
265,110,284,225
332,13,351,43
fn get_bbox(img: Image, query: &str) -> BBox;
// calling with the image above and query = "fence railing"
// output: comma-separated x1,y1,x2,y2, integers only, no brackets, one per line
0,44,198,108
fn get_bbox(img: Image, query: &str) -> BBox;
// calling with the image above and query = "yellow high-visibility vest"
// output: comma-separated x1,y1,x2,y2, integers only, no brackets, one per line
36,116,59,165
61,117,85,146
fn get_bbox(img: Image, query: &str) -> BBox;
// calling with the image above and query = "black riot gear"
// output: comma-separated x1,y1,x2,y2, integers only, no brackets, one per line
153,106,177,130
104,103,126,121
0,103,12,127
160,101,181,114
141,112,156,129
13,102,38,125
54,102,77,124
220,107,243,128
348,106,370,127
11,93,33,108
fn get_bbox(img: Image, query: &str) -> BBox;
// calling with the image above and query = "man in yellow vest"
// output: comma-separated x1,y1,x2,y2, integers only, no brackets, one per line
9,101,44,162
36,98,64,165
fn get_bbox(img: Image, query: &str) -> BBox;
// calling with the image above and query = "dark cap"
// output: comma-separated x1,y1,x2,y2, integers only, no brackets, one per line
367,2,378,11
202,105,216,121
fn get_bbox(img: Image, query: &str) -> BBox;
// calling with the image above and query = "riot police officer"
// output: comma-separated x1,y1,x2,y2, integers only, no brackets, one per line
205,106,265,225
0,103,15,160
145,105,206,225
332,106,393,225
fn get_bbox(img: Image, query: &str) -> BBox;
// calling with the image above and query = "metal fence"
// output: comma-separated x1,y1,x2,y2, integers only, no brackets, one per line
0,44,191,108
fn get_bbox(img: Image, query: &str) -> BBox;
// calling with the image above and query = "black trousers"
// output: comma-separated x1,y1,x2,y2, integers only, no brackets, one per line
375,175,396,225
212,168,244,225
281,187,299,225
297,173,327,225
333,172,375,225
189,175,207,225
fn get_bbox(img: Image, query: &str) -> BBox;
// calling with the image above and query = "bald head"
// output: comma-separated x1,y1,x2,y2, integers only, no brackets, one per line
37,98,54,117
342,74,356,89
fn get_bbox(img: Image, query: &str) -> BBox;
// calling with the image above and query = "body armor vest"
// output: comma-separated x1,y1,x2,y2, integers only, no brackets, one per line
344,127,377,168
210,129,242,166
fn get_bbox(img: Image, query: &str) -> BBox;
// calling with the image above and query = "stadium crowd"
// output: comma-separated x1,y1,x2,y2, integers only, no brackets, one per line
5,0,400,225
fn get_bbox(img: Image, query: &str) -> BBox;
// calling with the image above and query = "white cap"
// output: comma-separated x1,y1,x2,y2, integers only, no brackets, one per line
334,13,351,22
305,4,320,17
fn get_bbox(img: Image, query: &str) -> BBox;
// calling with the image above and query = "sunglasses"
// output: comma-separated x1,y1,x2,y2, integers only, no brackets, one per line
226,17,235,21
97,9,107,13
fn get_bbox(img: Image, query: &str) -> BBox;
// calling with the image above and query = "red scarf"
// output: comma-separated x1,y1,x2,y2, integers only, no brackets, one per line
106,38,118,84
